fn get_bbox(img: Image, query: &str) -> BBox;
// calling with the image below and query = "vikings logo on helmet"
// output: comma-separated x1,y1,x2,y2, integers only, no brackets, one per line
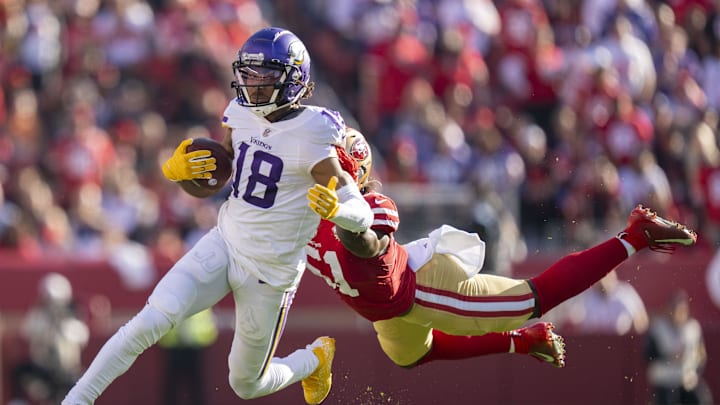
287,40,306,66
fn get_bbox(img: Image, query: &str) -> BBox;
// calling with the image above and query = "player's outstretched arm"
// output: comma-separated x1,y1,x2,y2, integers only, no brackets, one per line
307,174,388,258
335,225,389,259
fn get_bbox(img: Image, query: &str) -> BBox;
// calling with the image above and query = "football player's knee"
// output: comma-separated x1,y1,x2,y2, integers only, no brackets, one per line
228,372,262,399
120,305,173,353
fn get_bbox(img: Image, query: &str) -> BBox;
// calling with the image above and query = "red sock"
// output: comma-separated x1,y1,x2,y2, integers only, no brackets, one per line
529,238,628,316
509,330,531,354
416,329,511,366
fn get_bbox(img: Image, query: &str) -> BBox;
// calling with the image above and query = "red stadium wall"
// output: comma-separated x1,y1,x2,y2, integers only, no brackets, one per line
1,248,718,404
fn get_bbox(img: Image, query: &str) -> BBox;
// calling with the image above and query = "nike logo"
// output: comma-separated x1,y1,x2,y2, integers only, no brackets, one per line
374,197,387,204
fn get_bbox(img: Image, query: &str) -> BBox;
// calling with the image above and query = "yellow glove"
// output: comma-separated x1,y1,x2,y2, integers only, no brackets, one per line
307,176,339,220
162,138,217,182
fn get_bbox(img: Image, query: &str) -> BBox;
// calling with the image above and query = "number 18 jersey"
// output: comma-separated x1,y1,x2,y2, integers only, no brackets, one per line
218,101,345,287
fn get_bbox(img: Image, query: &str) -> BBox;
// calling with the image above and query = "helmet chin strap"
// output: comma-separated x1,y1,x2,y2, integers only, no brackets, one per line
239,83,279,117
264,104,300,122
246,84,307,118
250,104,280,118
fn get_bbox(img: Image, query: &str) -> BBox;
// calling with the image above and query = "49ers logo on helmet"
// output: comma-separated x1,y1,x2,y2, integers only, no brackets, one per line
349,138,369,161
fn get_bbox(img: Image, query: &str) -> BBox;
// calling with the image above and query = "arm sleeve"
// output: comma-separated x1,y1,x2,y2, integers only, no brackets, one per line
329,184,373,233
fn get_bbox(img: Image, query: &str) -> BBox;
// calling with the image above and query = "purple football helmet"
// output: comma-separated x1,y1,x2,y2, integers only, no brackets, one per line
231,27,312,117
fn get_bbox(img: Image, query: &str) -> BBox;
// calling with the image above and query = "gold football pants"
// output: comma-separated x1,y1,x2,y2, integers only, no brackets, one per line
373,254,535,366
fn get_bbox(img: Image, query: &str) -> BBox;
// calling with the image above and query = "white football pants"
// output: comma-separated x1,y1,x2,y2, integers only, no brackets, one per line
62,227,319,404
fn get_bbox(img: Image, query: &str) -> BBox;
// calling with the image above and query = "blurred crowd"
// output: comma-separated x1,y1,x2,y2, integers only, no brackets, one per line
277,0,720,250
0,0,271,265
2,0,720,264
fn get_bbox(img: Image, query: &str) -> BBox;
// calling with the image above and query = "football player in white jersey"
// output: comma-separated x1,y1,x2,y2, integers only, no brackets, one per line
62,27,372,405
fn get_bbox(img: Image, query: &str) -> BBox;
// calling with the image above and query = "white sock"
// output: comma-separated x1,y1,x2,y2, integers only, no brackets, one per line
233,347,317,399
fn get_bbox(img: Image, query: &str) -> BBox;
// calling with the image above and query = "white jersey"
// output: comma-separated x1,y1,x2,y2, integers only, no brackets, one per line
218,101,345,287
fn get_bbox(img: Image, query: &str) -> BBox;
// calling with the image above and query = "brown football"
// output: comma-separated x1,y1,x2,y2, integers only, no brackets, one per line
179,138,233,198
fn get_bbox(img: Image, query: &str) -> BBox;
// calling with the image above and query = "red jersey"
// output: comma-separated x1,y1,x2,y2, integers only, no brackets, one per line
305,191,415,322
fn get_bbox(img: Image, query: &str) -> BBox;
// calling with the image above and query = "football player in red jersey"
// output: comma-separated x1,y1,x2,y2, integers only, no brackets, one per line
306,128,698,369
